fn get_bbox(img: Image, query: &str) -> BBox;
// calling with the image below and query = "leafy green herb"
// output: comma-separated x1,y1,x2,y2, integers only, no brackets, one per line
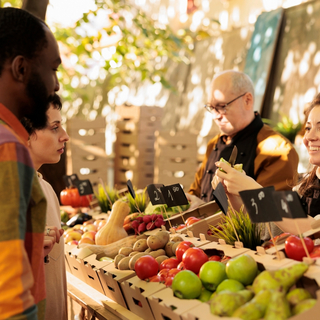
95,184,120,213
209,206,262,250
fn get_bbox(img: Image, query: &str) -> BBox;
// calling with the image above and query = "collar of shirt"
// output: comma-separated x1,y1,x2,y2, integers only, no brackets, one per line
0,103,29,145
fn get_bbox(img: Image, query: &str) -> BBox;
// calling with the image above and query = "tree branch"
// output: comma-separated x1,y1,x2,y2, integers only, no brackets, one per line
22,0,49,21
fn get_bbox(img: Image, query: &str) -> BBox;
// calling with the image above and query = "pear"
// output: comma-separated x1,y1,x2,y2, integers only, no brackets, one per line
210,290,251,317
252,263,308,294
273,263,309,291
292,299,317,315
232,290,272,320
286,288,312,307
264,291,291,320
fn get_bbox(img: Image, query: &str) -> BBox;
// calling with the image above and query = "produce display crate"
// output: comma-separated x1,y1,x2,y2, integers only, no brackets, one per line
65,245,93,283
154,131,198,189
165,201,221,229
81,254,114,295
120,275,166,320
114,105,163,189
97,263,136,308
148,288,202,320
66,116,109,188
173,212,224,239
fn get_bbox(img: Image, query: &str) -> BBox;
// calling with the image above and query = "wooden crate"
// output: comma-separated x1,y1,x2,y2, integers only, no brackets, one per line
66,117,109,188
154,131,198,189
114,106,163,190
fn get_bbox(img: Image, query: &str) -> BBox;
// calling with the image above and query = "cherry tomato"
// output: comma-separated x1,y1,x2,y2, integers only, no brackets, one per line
135,256,159,280
185,217,201,226
158,269,170,282
146,275,161,282
160,258,179,270
175,241,195,262
164,268,181,287
182,247,208,274
177,261,185,270
284,235,314,261
209,255,222,262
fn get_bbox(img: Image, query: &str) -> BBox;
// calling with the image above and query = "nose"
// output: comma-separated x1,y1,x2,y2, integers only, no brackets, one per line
212,111,223,120
60,127,69,142
307,127,318,141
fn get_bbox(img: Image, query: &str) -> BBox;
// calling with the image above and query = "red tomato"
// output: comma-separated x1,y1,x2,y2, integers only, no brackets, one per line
160,258,179,270
60,187,92,208
146,275,161,282
135,256,159,280
158,269,170,282
176,224,186,230
310,245,320,259
185,217,201,226
175,241,195,262
182,247,208,274
208,255,222,262
164,268,181,287
177,261,185,270
285,235,314,261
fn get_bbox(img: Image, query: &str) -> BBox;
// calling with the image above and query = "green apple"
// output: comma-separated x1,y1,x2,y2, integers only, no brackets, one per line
226,254,258,286
216,279,244,293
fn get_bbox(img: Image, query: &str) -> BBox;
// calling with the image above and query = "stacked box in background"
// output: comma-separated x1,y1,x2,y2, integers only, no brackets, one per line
66,117,109,188
154,131,198,189
114,105,163,189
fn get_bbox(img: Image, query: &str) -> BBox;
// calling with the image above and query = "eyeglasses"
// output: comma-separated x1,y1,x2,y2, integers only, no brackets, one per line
204,92,247,115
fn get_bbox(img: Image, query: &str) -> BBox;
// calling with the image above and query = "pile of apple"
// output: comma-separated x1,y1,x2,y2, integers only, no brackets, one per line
64,218,106,245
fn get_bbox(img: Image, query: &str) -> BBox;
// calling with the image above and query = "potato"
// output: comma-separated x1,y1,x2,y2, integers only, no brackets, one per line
133,239,148,252
155,255,169,265
149,249,166,258
171,241,182,255
171,235,184,242
114,254,126,268
129,251,140,257
118,247,134,256
118,256,131,270
165,241,175,257
147,230,170,250
129,253,148,270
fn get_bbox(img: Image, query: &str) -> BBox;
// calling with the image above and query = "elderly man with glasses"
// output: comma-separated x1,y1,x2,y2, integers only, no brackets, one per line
187,70,299,207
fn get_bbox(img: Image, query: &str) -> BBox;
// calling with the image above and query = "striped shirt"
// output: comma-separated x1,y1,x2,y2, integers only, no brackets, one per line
0,103,47,320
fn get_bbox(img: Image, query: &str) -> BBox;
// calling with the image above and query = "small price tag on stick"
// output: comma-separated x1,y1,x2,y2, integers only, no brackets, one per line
63,174,79,187
74,179,94,196
273,190,312,262
147,184,174,230
147,184,165,205
126,180,136,199
160,184,189,231
239,187,283,260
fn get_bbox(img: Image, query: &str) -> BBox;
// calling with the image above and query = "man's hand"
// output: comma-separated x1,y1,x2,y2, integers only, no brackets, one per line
185,193,205,210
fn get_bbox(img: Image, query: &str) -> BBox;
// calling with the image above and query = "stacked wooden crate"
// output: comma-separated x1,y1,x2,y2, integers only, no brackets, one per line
154,131,198,189
66,117,108,188
114,105,163,189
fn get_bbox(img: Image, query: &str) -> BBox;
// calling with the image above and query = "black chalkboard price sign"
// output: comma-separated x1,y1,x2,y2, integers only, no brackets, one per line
74,179,94,196
126,180,136,199
147,184,165,205
160,183,188,208
63,173,79,187
212,182,229,215
273,190,308,219
239,186,283,223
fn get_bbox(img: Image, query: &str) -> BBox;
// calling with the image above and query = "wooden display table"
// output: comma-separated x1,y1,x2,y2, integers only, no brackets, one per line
67,272,143,320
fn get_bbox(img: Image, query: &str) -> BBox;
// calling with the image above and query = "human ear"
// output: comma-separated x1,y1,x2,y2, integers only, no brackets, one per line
244,92,254,110
11,56,29,82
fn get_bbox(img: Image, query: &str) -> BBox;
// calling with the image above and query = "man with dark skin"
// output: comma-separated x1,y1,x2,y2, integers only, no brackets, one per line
0,7,61,319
